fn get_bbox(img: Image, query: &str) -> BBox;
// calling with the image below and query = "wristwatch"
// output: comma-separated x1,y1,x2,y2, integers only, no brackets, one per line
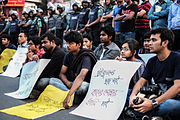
152,99,158,108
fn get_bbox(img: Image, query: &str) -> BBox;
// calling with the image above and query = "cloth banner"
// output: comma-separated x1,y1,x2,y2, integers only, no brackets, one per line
5,59,50,99
0,48,28,77
0,48,16,73
0,85,74,119
70,60,141,120
139,54,156,64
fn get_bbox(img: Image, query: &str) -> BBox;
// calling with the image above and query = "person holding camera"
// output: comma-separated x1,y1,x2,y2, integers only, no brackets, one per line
128,28,180,120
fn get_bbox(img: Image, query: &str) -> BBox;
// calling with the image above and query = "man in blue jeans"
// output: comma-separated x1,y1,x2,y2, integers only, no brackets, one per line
128,28,180,120
49,31,97,108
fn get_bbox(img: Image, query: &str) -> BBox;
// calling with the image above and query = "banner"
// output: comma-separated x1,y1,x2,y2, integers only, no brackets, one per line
0,85,74,119
70,60,141,120
5,59,50,99
139,54,156,64
0,48,16,73
1,48,28,77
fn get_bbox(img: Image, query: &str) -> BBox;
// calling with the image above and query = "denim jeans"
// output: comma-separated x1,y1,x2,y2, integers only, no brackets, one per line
125,89,180,120
49,77,89,95
119,32,135,44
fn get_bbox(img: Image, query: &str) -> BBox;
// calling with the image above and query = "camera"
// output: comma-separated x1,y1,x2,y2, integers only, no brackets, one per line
140,84,161,95
133,97,144,105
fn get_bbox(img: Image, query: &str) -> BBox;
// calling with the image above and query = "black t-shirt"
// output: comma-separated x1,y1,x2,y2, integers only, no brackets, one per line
63,52,92,82
142,51,180,93
40,46,65,78
118,3,138,32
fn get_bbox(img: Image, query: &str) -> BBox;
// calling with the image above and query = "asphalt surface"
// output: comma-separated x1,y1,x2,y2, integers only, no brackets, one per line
0,76,93,120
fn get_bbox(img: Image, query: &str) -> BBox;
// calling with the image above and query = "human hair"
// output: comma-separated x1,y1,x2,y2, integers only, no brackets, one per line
122,39,142,60
143,31,151,40
83,33,92,42
40,32,55,42
28,36,40,46
1,34,10,41
64,31,83,49
100,25,115,42
20,32,28,38
150,28,174,50
55,37,63,48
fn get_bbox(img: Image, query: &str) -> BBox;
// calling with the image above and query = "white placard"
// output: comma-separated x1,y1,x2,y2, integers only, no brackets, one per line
5,59,50,99
1,48,28,77
70,60,141,120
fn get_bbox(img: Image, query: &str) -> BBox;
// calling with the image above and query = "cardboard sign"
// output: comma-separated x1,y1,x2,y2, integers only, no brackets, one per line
70,60,141,120
5,59,50,99
0,85,74,119
0,48,16,73
1,48,28,77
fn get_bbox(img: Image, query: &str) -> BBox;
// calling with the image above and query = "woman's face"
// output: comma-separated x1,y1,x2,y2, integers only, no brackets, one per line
121,43,132,58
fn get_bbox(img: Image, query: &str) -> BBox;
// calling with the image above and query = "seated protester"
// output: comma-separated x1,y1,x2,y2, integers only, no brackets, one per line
35,33,65,91
17,32,29,48
128,28,180,119
116,39,145,89
0,34,16,54
94,25,120,60
49,31,97,108
24,36,45,63
83,33,96,50
138,32,151,54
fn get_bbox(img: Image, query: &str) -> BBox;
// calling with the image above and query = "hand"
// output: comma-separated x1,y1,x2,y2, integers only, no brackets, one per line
115,56,123,61
63,94,71,109
66,81,73,89
27,51,33,61
32,55,39,62
85,24,90,28
80,28,85,33
48,29,51,33
64,30,67,33
133,97,153,113
129,94,137,107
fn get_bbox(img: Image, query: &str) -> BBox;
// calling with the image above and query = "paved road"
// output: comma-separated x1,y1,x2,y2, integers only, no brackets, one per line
0,76,93,120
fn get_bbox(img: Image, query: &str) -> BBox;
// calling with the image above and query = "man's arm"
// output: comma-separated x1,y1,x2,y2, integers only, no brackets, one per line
129,77,147,107
133,80,180,113
122,11,136,21
156,80,180,105
59,65,72,89
137,9,147,17
63,68,89,108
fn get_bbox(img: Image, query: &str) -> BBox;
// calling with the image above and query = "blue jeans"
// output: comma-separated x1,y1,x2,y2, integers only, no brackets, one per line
49,78,89,95
126,89,180,120
119,32,135,44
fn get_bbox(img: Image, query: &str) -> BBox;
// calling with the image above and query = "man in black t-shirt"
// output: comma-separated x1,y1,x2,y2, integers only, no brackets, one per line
128,28,180,119
49,31,97,108
114,0,138,44
35,33,65,91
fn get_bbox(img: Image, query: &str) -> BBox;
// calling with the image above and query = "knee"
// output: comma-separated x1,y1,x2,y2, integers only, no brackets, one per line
36,78,50,91
157,99,180,119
